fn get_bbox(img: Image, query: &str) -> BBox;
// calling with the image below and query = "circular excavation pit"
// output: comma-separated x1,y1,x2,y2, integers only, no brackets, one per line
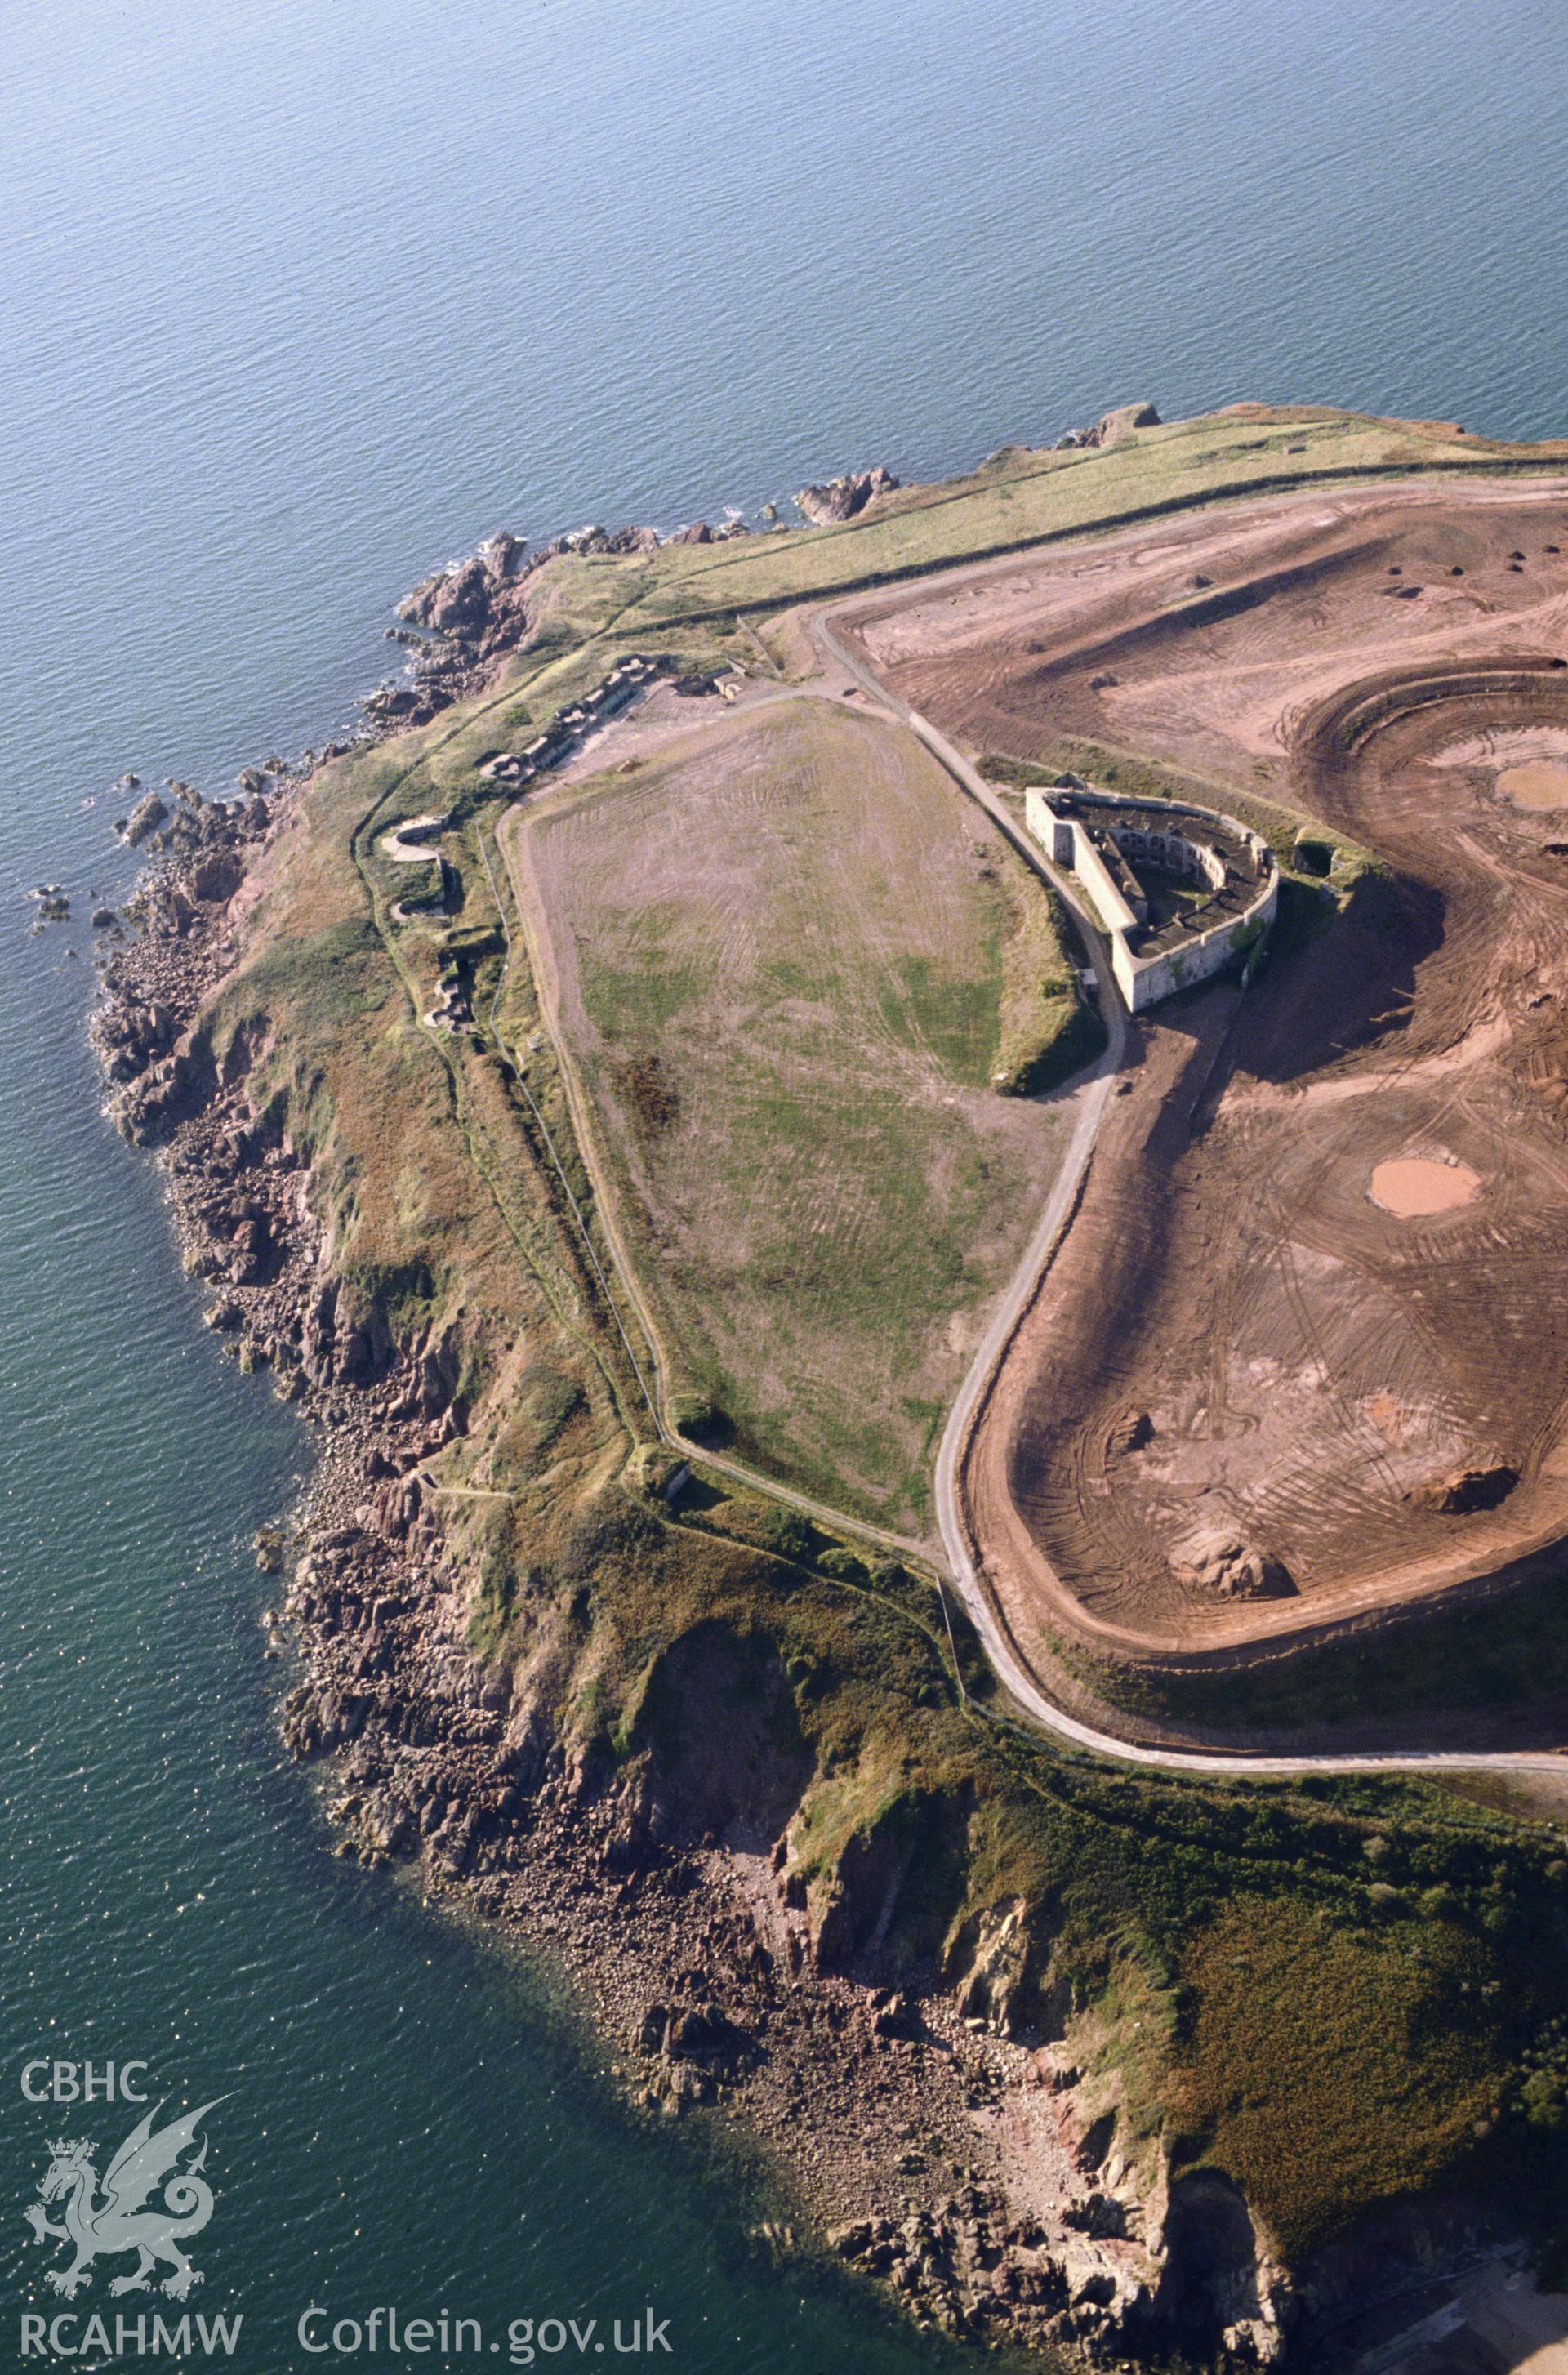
1369,1154,1482,1217
1497,758,1568,809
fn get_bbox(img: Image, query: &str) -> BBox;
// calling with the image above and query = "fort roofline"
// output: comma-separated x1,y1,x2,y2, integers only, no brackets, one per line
1023,778,1278,1011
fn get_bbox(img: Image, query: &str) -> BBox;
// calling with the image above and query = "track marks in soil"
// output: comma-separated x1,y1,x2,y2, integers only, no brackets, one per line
514,698,1071,1528
843,480,1568,1657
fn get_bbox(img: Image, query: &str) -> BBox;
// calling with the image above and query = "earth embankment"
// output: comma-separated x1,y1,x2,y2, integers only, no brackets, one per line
835,481,1568,1673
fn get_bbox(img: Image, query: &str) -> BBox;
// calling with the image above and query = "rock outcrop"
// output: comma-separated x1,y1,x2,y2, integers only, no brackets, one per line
122,791,170,847
953,1899,1034,2036
793,466,899,525
1107,1409,1155,1457
1405,1459,1518,1515
1055,402,1161,452
91,996,175,1082
1172,1526,1292,1601
393,528,537,678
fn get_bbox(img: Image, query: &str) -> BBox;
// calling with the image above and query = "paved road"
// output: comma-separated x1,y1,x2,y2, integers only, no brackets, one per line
813,601,1568,1783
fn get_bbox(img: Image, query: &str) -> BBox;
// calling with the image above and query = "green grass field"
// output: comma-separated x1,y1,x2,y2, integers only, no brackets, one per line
189,406,1568,2278
517,697,1082,1527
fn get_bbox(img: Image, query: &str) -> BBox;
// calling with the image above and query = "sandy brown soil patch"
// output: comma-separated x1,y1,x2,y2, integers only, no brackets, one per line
1499,757,1568,809
1369,1153,1483,1215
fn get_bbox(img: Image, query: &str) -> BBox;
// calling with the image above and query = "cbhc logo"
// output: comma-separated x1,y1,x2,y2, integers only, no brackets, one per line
21,2061,149,2103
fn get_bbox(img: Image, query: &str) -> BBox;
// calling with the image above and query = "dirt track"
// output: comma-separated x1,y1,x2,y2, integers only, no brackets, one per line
834,479,1568,1663
504,695,1074,1531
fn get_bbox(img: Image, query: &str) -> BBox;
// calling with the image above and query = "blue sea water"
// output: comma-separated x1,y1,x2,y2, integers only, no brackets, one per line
2,0,1565,2364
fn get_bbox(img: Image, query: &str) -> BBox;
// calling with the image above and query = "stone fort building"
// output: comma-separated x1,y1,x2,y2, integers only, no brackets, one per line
1024,780,1278,1011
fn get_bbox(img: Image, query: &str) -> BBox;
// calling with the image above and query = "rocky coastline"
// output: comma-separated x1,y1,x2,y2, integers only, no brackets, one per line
85,495,1421,2375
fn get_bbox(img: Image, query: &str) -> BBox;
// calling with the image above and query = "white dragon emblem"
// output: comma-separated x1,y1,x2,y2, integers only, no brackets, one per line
24,2101,222,2300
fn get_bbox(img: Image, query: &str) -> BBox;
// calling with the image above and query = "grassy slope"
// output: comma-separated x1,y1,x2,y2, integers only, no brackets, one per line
195,403,1568,2269
410,403,1568,772
520,697,1072,1528
537,402,1568,646
1170,1896,1508,2257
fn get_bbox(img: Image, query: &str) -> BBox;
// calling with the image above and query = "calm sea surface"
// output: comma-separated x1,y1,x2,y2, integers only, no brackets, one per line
2,1,1565,2364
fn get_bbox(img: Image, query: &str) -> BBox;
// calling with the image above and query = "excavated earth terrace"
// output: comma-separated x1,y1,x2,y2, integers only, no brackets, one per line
835,477,1568,1664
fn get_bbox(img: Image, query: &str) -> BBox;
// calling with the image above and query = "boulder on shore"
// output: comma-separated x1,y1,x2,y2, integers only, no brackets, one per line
122,791,170,847
190,849,244,905
1056,402,1160,452
1094,399,1160,442
793,466,899,525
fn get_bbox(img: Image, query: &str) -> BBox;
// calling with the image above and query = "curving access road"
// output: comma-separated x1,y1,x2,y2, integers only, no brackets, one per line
812,599,1568,1784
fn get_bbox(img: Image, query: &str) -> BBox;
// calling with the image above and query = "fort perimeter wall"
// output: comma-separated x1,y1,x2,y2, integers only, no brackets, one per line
1023,785,1277,1012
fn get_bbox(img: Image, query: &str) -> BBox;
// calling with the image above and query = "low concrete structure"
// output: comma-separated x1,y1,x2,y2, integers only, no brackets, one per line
379,809,454,861
390,853,460,925
1024,779,1277,1011
479,655,675,794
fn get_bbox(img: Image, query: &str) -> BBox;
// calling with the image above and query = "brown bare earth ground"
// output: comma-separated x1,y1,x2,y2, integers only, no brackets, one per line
507,696,1070,1527
836,479,1568,1656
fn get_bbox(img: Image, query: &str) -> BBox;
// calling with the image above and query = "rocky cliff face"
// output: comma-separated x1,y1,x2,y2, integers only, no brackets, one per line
87,783,1295,2364
89,491,1525,2370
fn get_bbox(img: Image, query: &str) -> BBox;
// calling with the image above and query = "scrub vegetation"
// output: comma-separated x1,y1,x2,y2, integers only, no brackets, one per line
190,402,1568,2292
